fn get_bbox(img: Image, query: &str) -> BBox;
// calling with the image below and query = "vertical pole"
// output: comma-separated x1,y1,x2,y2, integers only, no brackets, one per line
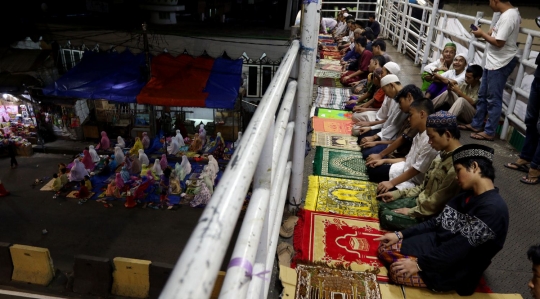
435,13,448,61
414,7,428,65
467,11,484,65
142,23,156,137
397,0,406,52
501,33,532,140
420,0,440,73
290,0,320,210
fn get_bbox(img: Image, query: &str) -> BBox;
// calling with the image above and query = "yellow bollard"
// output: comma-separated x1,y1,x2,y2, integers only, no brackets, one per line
10,244,55,286
112,257,151,298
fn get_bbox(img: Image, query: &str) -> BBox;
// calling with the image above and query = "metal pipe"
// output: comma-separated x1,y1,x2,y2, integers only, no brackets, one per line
159,40,299,299
273,81,297,174
501,33,533,140
435,13,448,62
397,0,407,52
420,0,440,72
290,0,319,210
219,120,274,299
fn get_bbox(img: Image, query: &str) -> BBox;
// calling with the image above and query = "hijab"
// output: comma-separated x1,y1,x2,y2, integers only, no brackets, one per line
130,137,143,156
180,156,191,180
70,159,88,182
115,173,124,189
168,138,180,155
142,132,151,149
208,155,219,174
174,162,182,179
97,131,110,150
131,155,141,175
160,154,168,170
117,136,126,149
152,158,163,176
175,130,185,146
138,149,149,166
82,150,95,171
89,145,100,163
114,146,125,165
120,165,130,183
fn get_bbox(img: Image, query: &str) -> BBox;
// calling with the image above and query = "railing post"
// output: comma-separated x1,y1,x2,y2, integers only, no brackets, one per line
397,0,407,53
420,0,440,73
414,7,428,64
290,0,320,210
435,13,448,61
501,33,533,140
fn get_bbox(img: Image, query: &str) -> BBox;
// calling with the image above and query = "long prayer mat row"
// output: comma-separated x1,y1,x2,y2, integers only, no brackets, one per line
313,146,368,181
311,132,360,151
312,117,353,135
314,86,351,110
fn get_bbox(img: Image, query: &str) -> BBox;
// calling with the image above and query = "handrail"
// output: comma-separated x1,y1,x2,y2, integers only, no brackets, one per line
159,40,300,299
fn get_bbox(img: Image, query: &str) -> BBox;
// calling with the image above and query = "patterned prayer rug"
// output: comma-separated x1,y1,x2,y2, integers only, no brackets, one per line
66,191,95,199
40,179,56,191
319,59,342,66
321,45,338,52
293,209,388,282
315,108,352,120
314,69,341,79
320,51,342,59
319,34,332,38
305,175,378,218
315,87,351,110
321,64,343,72
295,264,382,299
312,117,353,134
334,78,344,88
311,132,360,151
314,77,336,87
313,147,368,181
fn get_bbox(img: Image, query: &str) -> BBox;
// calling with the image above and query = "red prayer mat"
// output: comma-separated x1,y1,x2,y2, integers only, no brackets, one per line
293,209,389,282
321,64,343,72
320,51,342,59
312,117,353,134
321,45,339,52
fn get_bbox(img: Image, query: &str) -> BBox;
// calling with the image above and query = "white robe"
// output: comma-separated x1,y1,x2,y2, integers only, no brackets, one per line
117,136,126,149
152,159,163,176
168,139,180,155
114,146,125,165
88,145,100,163
180,156,191,180
138,149,149,166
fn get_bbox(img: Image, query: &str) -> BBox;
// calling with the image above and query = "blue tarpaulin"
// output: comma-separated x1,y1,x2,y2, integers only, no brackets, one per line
203,57,243,109
43,50,147,103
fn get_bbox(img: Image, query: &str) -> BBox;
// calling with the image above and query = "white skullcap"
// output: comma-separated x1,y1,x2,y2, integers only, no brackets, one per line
455,52,468,63
341,8,346,10
383,62,401,76
380,74,400,87
343,13,349,17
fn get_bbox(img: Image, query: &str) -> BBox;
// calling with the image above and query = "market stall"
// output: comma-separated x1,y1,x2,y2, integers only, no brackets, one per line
0,93,37,155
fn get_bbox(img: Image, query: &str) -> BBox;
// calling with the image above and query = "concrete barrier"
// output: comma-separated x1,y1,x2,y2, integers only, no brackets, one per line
0,242,12,284
73,255,112,297
112,257,151,298
10,244,55,286
149,262,174,299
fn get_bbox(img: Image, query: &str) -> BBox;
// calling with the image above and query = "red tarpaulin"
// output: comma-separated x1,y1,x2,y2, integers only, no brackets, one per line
137,54,215,107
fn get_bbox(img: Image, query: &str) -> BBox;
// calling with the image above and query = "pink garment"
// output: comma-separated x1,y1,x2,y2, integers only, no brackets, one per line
160,154,168,170
115,173,124,190
96,131,110,150
142,132,150,149
81,150,95,171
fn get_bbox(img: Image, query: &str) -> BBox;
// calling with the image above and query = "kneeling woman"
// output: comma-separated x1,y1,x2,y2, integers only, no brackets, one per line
375,144,508,295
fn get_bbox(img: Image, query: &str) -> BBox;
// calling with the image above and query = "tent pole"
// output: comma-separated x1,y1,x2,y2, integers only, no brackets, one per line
142,22,156,137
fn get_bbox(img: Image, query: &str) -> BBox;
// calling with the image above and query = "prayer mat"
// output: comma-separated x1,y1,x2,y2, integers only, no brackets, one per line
314,77,336,87
293,209,388,282
315,108,352,120
295,264,382,299
314,69,341,79
321,64,343,72
315,87,351,110
321,45,338,52
40,179,56,191
320,42,337,46
311,132,360,151
312,117,353,134
313,147,368,181
320,51,342,59
334,78,344,88
66,191,95,200
305,176,378,218
319,59,342,65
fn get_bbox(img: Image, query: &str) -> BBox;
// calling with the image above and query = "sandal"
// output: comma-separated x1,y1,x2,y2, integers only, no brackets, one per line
520,169,540,185
458,124,481,133
504,159,530,173
279,215,299,238
277,242,294,267
471,132,495,141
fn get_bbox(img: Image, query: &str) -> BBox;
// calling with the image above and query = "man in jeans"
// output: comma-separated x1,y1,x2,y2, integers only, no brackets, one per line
504,55,540,185
461,0,520,141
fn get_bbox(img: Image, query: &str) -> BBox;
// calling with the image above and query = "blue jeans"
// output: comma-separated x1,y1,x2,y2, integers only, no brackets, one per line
361,144,388,159
470,58,518,136
520,76,540,170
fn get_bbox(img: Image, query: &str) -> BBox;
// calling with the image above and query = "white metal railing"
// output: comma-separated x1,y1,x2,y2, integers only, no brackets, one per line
378,0,540,140
322,0,377,21
159,1,321,298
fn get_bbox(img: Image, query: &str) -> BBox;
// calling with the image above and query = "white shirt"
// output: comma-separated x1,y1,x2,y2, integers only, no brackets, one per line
370,95,393,130
321,18,338,33
377,99,408,141
335,22,347,36
423,59,454,74
441,69,466,85
401,130,439,186
485,8,520,70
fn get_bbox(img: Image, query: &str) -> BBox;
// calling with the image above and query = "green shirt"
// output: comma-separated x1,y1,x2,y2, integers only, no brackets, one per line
458,82,480,104
390,150,460,217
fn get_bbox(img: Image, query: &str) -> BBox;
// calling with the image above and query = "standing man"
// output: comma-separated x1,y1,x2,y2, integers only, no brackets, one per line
505,54,540,184
5,139,18,169
368,14,381,38
464,0,520,141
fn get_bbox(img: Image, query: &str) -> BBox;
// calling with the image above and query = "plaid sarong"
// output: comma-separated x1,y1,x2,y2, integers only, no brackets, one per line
315,86,351,109
377,241,427,288
314,69,341,79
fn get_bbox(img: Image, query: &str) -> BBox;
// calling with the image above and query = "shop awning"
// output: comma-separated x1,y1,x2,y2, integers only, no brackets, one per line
136,54,242,109
42,50,147,103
